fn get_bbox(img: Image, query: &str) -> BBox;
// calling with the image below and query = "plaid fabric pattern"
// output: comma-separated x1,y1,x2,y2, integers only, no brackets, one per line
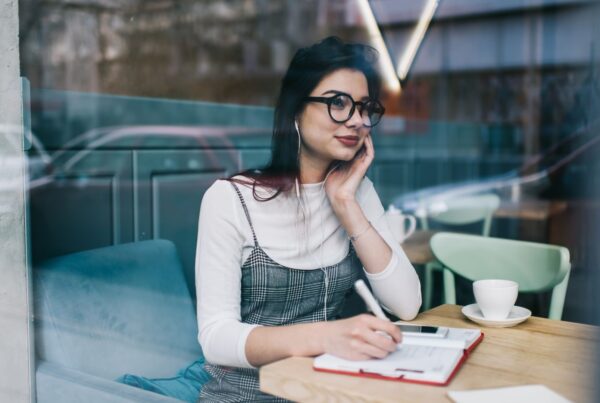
198,183,361,402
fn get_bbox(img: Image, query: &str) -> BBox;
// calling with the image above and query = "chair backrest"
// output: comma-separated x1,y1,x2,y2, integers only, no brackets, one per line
420,193,500,236
430,232,571,319
34,240,202,380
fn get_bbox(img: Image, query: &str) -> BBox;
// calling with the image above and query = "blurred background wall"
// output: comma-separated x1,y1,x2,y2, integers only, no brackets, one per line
19,0,598,140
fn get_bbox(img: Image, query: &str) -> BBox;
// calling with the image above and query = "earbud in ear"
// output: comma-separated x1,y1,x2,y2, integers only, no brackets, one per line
295,119,302,157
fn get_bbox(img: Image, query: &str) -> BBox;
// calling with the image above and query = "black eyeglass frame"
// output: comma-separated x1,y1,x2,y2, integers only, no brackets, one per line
303,92,385,127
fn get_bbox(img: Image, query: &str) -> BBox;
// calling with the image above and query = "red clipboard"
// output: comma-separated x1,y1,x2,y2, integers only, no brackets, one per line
313,332,484,386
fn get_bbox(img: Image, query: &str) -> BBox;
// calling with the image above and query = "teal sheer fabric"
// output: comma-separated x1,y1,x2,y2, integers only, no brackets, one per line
118,357,211,403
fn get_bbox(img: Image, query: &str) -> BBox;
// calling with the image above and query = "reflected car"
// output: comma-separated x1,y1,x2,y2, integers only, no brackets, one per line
391,123,600,218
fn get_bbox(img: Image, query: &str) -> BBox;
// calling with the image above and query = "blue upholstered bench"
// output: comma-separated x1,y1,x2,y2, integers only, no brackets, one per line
34,240,209,402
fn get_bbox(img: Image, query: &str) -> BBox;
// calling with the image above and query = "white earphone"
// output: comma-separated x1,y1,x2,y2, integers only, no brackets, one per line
294,119,302,198
294,119,300,137
294,117,330,320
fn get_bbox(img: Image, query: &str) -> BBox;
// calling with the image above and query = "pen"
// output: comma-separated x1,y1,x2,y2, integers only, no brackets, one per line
354,279,388,321
354,280,396,342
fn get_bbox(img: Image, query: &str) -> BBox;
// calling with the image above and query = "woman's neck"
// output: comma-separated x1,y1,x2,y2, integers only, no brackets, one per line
299,153,330,184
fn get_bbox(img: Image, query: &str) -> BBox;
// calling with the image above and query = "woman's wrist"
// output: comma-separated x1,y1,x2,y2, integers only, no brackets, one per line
314,321,331,356
331,198,372,238
288,321,329,357
349,221,372,242
330,195,358,216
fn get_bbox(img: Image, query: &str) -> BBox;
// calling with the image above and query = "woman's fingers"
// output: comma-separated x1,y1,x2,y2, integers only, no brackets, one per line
365,134,374,155
355,327,398,353
324,316,405,361
350,338,391,359
359,135,374,168
360,314,402,342
346,315,403,358
349,137,373,175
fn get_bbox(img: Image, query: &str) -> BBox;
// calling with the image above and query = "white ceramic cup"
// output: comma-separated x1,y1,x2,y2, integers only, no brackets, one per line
385,209,417,243
473,279,518,320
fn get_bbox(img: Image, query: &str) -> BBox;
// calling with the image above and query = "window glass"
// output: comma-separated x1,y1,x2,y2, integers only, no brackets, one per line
17,0,599,401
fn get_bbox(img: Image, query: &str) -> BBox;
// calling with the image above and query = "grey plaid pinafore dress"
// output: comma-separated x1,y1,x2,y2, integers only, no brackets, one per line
198,183,362,402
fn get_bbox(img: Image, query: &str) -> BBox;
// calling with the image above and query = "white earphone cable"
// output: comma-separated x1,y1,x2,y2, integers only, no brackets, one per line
295,119,333,321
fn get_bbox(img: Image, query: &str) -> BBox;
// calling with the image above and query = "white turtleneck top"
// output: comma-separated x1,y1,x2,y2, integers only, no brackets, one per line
195,176,421,368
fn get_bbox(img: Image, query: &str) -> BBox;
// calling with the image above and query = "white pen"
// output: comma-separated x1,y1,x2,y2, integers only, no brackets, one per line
354,279,388,321
354,279,396,342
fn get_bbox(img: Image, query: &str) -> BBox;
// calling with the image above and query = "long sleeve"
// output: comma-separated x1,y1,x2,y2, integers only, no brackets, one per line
195,177,422,370
357,179,422,320
195,181,260,368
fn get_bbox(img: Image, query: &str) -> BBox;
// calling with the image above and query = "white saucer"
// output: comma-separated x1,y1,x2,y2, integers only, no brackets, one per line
462,304,531,328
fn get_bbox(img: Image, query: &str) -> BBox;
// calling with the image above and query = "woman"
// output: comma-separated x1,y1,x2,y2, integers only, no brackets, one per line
195,36,421,402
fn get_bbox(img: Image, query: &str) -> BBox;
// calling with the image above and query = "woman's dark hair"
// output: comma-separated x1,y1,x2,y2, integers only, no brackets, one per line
229,36,382,201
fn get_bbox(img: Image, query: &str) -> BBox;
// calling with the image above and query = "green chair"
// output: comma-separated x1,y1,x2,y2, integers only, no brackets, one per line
420,194,501,310
430,232,571,320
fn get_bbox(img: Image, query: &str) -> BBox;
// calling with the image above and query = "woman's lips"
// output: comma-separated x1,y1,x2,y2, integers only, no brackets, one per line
335,136,360,147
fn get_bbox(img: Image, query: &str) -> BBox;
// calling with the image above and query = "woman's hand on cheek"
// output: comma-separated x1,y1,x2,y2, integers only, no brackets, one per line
324,134,374,207
321,314,401,361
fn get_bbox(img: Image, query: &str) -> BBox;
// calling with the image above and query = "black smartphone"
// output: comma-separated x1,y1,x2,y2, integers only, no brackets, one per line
396,324,449,338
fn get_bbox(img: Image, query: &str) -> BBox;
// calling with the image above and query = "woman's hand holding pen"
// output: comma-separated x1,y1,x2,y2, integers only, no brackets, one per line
321,314,402,361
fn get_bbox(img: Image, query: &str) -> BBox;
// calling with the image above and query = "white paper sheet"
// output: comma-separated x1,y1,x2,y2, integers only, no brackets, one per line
314,344,464,383
448,384,572,403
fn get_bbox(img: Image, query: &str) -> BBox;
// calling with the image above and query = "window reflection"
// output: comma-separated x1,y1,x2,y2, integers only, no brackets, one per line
14,0,599,401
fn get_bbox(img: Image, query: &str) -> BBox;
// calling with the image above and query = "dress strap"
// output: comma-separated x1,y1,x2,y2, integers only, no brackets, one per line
230,182,259,247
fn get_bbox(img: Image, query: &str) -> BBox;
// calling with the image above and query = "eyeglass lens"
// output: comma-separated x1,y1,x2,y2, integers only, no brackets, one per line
329,94,383,127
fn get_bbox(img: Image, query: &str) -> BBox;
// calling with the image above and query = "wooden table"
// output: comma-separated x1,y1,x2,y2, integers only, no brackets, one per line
260,305,598,402
401,229,437,265
495,200,568,221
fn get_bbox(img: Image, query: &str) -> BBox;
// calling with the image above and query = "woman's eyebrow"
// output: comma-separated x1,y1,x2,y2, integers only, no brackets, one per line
321,89,371,100
321,89,348,96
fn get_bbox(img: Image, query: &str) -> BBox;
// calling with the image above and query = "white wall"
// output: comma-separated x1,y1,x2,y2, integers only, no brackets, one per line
0,0,32,402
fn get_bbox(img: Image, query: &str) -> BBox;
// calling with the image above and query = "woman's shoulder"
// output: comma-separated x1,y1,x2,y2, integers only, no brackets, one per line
205,175,279,204
229,174,282,201
205,178,236,199
203,178,258,213
206,175,257,192
200,180,236,216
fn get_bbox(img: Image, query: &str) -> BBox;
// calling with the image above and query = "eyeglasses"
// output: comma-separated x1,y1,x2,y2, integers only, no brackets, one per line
304,92,385,127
